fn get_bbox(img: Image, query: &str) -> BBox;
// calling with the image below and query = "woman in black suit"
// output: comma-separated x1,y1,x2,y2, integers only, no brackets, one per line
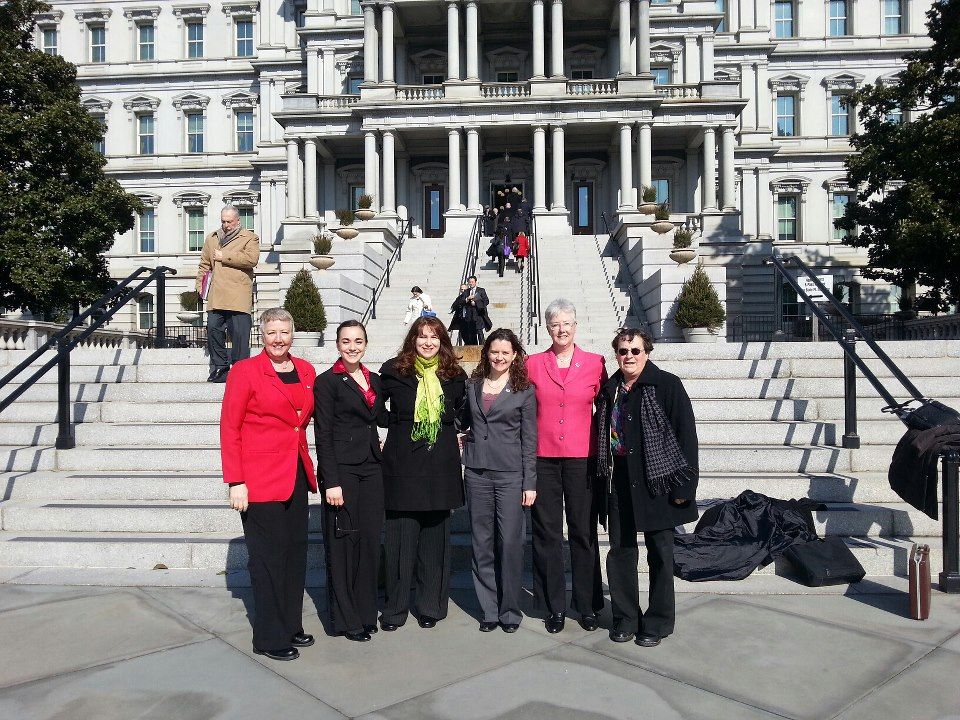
314,320,384,642
379,316,467,630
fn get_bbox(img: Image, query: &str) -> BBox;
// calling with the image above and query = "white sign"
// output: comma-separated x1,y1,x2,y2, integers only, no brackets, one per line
799,274,834,302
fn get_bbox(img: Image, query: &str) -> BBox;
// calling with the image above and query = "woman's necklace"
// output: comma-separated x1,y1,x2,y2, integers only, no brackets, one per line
271,357,293,372
484,375,508,392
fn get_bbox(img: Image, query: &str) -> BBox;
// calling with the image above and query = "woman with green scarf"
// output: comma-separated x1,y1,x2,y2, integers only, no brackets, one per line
378,316,467,631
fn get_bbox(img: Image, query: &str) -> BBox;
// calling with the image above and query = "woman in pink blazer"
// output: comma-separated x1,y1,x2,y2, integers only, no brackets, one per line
525,299,607,635
221,307,318,661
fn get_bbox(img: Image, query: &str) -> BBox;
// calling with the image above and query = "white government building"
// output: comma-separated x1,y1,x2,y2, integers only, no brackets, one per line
35,0,928,338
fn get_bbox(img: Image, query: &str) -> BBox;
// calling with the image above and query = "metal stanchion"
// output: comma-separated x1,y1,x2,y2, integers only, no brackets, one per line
841,329,860,449
940,451,960,593
54,343,75,449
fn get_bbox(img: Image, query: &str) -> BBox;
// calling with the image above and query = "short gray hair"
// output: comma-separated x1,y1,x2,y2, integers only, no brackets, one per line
221,204,240,219
260,307,295,335
544,298,577,325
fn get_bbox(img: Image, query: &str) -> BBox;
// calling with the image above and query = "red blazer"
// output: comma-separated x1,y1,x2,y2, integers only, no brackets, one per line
220,350,318,502
526,345,607,458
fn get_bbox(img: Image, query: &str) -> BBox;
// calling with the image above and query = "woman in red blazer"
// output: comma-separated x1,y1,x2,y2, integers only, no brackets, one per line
221,307,318,661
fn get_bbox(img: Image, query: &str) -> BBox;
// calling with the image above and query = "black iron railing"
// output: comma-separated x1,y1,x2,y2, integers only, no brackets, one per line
527,214,542,345
459,215,483,287
0,266,176,448
729,313,908,343
363,217,413,323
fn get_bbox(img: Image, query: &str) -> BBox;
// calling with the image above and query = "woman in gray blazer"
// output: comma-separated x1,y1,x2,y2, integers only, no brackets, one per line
460,328,538,632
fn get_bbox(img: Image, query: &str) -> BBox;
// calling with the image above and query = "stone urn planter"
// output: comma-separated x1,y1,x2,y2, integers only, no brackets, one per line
334,227,359,240
176,311,201,325
681,327,717,343
669,248,696,264
651,220,675,234
639,202,659,215
291,332,324,347
355,209,376,221
309,255,336,270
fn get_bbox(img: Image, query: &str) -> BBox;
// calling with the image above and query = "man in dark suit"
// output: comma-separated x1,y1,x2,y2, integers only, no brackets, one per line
456,276,490,346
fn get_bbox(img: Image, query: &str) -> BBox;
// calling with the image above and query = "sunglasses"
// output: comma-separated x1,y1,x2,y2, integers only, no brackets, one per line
617,347,645,357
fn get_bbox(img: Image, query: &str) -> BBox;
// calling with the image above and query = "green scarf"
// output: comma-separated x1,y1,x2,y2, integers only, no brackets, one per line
411,354,444,445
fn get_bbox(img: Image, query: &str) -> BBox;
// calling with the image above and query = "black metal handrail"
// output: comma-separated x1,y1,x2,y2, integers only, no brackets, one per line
528,214,541,346
363,217,413,322
0,265,176,448
459,215,483,287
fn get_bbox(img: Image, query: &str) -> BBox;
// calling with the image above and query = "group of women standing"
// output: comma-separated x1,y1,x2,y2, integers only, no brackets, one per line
221,299,699,660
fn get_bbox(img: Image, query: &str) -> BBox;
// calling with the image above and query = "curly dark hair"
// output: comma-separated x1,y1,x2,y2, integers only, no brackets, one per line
471,328,531,391
394,316,464,380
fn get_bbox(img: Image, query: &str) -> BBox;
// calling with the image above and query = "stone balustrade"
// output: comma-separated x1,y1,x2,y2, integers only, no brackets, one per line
900,314,960,340
566,79,617,96
655,84,702,100
0,319,154,352
480,82,532,99
397,85,445,101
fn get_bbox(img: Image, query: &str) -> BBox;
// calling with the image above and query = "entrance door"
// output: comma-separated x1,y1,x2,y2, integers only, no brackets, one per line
423,184,445,238
573,181,594,235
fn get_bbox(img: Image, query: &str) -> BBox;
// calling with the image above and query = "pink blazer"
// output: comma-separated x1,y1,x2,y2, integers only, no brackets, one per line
526,346,608,458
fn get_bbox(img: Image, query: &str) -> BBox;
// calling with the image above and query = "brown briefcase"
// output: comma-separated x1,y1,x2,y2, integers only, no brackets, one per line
909,544,931,621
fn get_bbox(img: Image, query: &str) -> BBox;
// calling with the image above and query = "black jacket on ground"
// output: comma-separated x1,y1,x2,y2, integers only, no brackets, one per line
888,424,960,520
597,362,699,532
378,357,467,512
313,366,383,490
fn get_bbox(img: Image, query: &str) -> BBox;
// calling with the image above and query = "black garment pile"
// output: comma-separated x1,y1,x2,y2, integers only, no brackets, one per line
673,490,822,581
888,424,960,520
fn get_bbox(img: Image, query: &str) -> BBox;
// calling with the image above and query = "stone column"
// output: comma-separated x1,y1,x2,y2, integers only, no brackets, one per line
362,3,378,83
550,0,564,78
465,0,479,81
304,138,319,218
322,48,335,94
637,121,652,192
533,125,547,210
364,130,378,209
757,166,772,237
684,36,700,84
551,125,566,210
619,123,633,209
260,79,274,142
382,130,396,213
447,0,460,81
448,128,461,211
307,48,321,95
700,33,715,82
686,147,701,213
286,138,299,217
618,0,631,75
637,0,650,74
702,127,717,210
381,2,395,83
756,62,772,131
532,0,545,79
323,162,335,220
721,126,736,210
466,127,481,210
397,156,410,220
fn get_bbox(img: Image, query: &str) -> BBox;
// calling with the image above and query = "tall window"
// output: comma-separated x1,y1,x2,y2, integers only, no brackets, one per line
138,23,155,61
239,207,254,230
187,22,204,58
235,111,254,152
421,74,444,85
42,28,58,55
236,19,254,56
186,113,204,153
716,0,727,31
883,0,903,34
776,94,797,136
187,208,206,251
831,192,853,240
137,295,154,330
570,69,594,80
886,106,904,124
651,67,671,85
92,114,106,155
137,113,155,154
773,0,795,38
138,208,156,252
651,179,670,204
496,71,519,83
90,26,106,63
777,195,799,241
351,0,361,14
828,0,848,36
347,75,363,94
350,185,364,209
830,94,853,135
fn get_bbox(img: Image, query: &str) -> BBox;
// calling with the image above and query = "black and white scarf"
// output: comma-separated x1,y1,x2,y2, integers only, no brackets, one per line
597,384,695,497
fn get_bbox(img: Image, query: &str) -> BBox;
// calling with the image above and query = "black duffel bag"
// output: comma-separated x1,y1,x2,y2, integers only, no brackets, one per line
784,536,866,587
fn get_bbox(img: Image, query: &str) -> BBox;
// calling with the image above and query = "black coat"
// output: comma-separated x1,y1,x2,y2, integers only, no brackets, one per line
313,366,383,490
456,287,491,331
598,362,699,531
378,357,467,512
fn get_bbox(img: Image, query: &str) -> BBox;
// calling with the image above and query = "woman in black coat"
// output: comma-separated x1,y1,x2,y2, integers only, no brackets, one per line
378,316,467,630
595,327,698,648
314,320,384,642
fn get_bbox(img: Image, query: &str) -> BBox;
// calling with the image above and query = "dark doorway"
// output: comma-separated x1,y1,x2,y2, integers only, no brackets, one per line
423,184,445,238
490,182,527,236
573,181,594,235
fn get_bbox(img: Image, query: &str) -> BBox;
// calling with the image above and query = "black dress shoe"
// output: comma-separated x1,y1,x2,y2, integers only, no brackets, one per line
364,624,379,635
343,630,372,642
479,621,498,632
609,630,635,643
544,613,565,634
208,367,229,383
380,621,400,632
636,633,662,647
253,646,299,661
417,616,438,629
291,632,315,647
579,613,600,632
500,623,520,634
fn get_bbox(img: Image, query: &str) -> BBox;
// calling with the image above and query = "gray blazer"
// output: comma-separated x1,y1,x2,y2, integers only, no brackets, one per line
460,378,538,490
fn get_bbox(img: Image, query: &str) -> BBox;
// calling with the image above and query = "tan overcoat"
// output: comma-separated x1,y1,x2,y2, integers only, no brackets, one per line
195,229,260,313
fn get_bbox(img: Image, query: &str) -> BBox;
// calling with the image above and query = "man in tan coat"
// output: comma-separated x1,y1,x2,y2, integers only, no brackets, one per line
196,205,260,382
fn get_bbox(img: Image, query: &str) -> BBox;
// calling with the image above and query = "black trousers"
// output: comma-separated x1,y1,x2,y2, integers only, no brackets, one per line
606,459,675,637
531,457,603,616
460,320,481,346
207,309,252,371
241,464,309,651
381,509,452,625
322,462,384,634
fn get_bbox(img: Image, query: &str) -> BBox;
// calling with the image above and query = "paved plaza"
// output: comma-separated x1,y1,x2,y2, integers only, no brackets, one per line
0,570,958,720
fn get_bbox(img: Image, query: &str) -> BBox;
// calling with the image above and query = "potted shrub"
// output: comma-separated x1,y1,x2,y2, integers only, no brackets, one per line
177,290,202,325
310,233,335,270
355,194,376,221
284,268,327,346
674,266,726,342
651,203,675,234
639,186,659,215
669,226,696,264
334,208,358,239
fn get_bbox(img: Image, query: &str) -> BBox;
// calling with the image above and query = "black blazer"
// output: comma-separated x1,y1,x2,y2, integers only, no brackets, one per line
313,366,383,490
378,357,467,512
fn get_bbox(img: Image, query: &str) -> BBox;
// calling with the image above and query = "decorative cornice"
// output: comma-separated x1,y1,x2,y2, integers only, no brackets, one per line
824,177,854,192
75,8,112,23
173,191,212,208
822,72,865,92
81,96,113,113
122,94,161,112
172,93,210,111
715,66,741,82
34,10,64,25
123,7,162,22
223,190,260,206
222,1,259,17
173,4,211,19
770,177,811,194
485,46,528,70
650,42,682,64
769,72,811,97
134,192,162,207
222,91,259,109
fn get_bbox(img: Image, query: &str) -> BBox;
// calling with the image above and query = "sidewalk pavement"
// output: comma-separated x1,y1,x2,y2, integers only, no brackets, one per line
0,570,958,720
